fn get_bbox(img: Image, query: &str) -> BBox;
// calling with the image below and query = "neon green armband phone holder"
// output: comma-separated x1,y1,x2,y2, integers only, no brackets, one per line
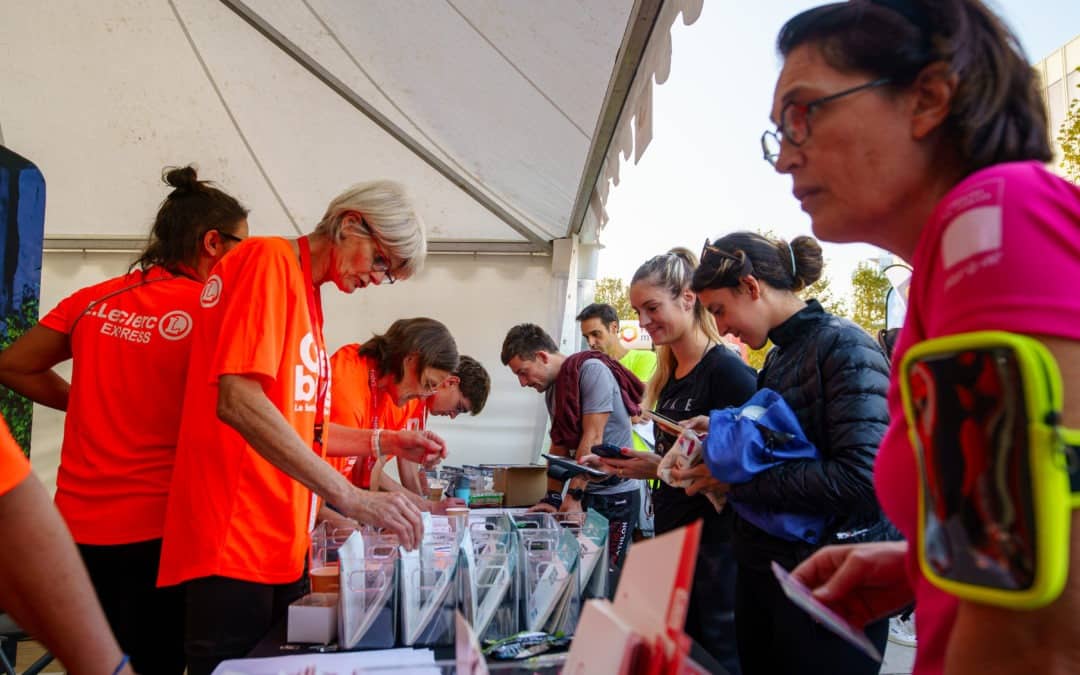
899,331,1080,609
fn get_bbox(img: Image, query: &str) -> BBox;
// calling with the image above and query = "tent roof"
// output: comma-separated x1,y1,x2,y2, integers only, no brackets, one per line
2,0,702,255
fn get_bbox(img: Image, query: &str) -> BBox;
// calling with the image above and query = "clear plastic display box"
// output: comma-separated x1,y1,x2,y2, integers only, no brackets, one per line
459,512,520,642
509,512,581,635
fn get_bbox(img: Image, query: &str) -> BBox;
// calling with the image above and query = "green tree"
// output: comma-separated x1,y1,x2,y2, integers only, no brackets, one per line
1059,67,1080,184
0,286,40,453
745,341,772,371
593,277,636,320
849,262,891,335
801,273,848,318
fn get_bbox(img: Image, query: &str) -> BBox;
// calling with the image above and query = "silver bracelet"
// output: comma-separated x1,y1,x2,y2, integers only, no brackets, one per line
373,428,383,460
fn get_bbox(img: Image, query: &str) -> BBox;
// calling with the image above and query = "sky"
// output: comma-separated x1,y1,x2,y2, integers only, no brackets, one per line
597,1,1080,301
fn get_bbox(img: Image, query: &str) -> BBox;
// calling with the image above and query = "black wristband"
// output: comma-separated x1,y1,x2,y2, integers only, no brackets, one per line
566,487,586,502
540,490,563,508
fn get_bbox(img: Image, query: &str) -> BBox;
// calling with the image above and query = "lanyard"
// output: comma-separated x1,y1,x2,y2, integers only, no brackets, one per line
298,237,329,452
369,364,382,430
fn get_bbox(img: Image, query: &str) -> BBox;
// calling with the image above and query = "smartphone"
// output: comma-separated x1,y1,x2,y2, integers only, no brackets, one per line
541,454,609,479
770,561,882,662
646,410,685,436
590,443,626,459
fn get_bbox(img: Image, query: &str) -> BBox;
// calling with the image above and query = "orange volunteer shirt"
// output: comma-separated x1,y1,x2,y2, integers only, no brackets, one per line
326,346,426,488
158,238,330,586
40,267,203,545
360,393,426,489
0,417,31,497
380,396,427,492
327,345,377,481
382,396,427,432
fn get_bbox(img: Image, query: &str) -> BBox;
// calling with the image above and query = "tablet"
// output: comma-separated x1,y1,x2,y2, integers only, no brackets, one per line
541,454,609,479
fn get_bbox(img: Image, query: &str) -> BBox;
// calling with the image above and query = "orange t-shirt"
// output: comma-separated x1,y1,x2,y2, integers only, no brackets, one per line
40,266,203,545
158,238,330,586
0,417,31,497
382,397,427,432
327,346,427,488
327,346,377,481
379,397,427,491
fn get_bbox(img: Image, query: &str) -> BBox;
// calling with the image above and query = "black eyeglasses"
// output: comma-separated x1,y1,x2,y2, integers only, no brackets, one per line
761,77,891,166
216,230,244,244
359,216,398,285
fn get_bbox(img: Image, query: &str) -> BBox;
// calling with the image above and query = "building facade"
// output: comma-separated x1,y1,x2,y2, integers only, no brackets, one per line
1034,34,1080,175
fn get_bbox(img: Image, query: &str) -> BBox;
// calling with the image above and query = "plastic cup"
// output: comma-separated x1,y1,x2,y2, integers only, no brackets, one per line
446,506,470,532
309,565,340,594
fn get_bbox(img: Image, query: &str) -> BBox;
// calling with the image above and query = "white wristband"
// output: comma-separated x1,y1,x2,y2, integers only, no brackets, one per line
373,428,383,460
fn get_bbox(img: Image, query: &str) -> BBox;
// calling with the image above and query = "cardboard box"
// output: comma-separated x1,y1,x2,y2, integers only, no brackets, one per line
489,465,548,507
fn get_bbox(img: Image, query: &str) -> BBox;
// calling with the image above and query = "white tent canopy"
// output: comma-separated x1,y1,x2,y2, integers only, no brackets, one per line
0,0,701,488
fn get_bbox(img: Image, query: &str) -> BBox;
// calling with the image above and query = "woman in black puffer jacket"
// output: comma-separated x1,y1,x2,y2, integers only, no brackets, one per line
680,231,894,675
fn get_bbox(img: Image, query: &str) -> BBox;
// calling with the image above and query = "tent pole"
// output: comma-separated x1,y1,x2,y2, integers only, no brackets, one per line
552,236,582,355
566,0,664,238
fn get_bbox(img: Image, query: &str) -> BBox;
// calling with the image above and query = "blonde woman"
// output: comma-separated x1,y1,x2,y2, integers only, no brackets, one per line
597,248,756,672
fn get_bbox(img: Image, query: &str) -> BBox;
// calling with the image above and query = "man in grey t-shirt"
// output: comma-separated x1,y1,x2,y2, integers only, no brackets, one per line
500,323,640,595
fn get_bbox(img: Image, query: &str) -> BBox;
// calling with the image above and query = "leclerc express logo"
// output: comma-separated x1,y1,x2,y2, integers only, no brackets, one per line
200,274,223,308
157,310,193,341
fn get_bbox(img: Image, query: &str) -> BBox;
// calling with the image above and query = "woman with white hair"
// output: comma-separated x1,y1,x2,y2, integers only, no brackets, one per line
157,180,443,673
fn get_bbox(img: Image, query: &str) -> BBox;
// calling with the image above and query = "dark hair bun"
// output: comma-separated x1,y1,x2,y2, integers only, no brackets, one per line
163,165,199,192
789,235,823,290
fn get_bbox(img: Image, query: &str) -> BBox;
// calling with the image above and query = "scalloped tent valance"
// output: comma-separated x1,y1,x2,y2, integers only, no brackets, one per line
0,0,702,254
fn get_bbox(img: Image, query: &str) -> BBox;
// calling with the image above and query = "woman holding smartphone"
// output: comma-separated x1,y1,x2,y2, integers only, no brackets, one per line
597,248,756,672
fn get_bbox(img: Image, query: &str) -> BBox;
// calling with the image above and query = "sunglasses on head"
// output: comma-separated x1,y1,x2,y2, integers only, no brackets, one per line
699,239,754,286
701,239,741,264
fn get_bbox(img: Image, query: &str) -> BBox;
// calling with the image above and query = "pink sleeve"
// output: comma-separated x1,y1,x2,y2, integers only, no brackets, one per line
921,163,1080,341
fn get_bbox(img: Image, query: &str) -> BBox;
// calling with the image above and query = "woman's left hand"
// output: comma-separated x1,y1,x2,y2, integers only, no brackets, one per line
598,451,661,480
670,463,728,497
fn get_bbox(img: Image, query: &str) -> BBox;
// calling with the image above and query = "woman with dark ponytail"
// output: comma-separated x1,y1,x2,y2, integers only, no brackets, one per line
0,165,248,674
760,1,1080,673
675,231,893,674
133,165,249,274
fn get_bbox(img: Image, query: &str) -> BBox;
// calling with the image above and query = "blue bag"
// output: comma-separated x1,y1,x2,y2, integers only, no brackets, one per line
705,388,829,544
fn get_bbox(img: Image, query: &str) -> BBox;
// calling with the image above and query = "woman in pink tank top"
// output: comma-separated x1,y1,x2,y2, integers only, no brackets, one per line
764,2,1080,673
